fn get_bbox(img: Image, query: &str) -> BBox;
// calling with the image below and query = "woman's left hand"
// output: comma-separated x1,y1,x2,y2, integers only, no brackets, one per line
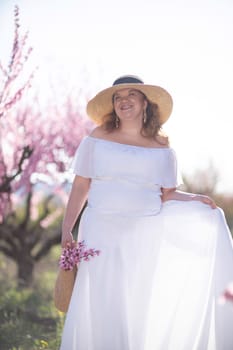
192,194,217,209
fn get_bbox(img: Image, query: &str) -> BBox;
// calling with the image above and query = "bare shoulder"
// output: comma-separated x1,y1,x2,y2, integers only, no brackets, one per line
89,126,108,138
156,134,170,147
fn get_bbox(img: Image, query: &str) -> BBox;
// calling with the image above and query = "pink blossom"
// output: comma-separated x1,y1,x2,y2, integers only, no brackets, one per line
0,6,34,118
219,283,233,305
59,241,100,271
223,290,233,302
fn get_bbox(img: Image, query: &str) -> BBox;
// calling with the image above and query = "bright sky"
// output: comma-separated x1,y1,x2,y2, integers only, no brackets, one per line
1,0,233,193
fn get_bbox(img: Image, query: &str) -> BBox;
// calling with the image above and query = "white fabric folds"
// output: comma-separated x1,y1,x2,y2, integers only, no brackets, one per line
61,136,233,350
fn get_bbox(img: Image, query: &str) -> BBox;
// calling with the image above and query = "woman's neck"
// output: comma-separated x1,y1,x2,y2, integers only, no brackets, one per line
117,121,142,137
118,127,141,137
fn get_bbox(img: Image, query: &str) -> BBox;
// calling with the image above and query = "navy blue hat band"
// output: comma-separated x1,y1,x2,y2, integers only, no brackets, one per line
113,76,144,86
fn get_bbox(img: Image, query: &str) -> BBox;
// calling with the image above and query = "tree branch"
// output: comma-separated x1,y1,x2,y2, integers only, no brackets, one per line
34,231,61,261
0,245,16,259
19,191,33,230
0,145,33,193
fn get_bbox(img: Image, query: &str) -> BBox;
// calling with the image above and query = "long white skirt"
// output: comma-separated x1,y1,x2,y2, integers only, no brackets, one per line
60,200,233,350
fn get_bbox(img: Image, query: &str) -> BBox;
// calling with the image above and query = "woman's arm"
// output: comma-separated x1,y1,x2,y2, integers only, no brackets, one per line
61,175,90,247
161,188,217,209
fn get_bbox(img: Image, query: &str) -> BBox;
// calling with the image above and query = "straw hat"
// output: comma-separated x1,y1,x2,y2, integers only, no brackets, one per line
86,75,173,124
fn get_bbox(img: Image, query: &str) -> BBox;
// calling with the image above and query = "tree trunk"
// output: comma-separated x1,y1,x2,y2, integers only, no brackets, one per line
17,255,35,287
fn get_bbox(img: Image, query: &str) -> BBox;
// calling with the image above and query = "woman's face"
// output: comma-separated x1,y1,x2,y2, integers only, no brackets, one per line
113,88,147,123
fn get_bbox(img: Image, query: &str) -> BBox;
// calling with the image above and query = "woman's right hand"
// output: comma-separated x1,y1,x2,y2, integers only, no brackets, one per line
61,231,75,248
192,194,217,209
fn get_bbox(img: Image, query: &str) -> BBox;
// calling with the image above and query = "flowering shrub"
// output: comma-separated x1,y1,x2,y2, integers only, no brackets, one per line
59,241,100,271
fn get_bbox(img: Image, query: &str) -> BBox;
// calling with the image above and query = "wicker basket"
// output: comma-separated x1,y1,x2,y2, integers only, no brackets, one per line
54,267,77,313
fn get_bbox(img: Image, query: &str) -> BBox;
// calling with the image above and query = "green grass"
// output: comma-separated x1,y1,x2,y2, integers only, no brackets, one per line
0,246,65,350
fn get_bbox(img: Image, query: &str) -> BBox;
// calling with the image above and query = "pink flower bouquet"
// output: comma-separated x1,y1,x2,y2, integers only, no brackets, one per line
59,240,100,271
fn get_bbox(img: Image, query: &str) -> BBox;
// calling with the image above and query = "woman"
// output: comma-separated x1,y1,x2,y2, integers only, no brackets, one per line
60,75,233,350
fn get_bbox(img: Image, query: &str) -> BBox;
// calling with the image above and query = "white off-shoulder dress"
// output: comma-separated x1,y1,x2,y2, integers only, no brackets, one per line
60,136,233,350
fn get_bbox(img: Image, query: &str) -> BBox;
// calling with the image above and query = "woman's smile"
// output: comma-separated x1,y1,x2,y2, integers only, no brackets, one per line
120,103,133,111
113,88,146,121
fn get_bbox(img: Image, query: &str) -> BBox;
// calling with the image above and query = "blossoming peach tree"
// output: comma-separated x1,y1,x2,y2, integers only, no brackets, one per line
0,7,92,286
